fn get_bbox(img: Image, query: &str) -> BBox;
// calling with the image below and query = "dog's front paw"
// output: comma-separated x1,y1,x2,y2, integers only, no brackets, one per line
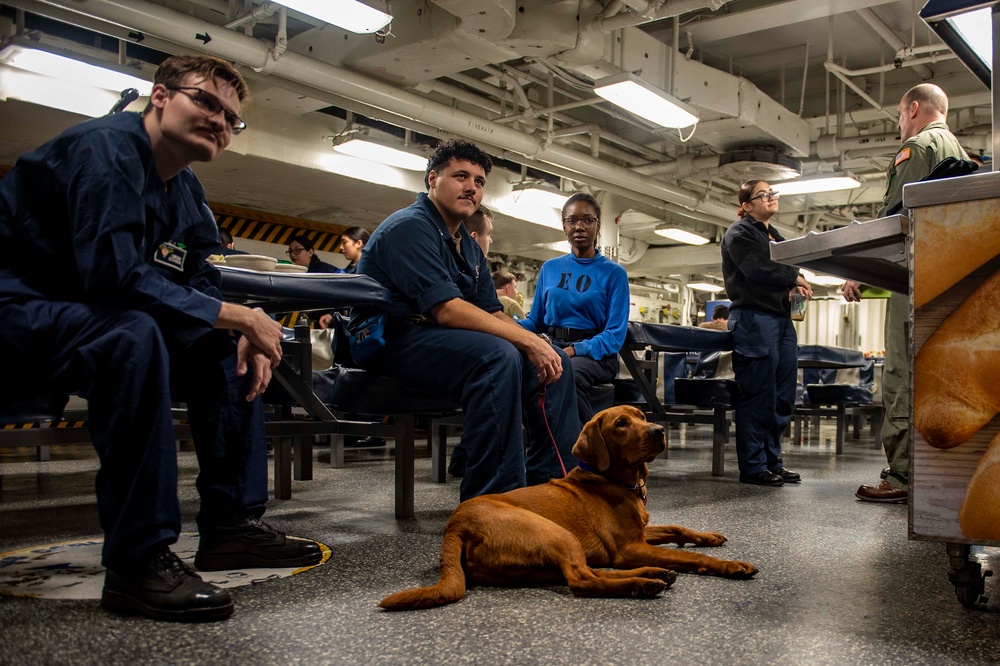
720,560,757,578
691,531,727,547
632,578,668,598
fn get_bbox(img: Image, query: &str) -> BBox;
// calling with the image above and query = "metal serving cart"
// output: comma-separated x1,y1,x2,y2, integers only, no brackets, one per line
769,170,1000,608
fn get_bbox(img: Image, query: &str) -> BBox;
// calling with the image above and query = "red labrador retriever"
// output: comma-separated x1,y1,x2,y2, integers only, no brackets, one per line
380,405,757,610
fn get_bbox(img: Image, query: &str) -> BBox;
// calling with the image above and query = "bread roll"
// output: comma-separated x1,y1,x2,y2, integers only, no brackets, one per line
958,431,1000,540
914,269,1000,449
914,201,1000,308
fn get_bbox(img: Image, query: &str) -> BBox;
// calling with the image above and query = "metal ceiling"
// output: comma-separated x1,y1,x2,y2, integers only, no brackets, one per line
0,0,989,289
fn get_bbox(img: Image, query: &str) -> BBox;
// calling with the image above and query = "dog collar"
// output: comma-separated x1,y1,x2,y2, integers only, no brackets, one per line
577,461,648,506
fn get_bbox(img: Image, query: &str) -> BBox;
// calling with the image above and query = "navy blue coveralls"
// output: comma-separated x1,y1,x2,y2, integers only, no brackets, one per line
0,113,268,571
351,193,581,500
720,214,800,476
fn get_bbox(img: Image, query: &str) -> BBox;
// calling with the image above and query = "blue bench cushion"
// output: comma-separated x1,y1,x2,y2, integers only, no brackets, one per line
218,267,391,311
0,394,68,425
312,365,459,415
797,345,865,368
624,322,732,352
674,378,739,408
805,383,873,405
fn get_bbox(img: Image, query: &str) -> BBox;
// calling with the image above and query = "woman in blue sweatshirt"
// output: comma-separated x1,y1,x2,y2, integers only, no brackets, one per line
520,193,630,424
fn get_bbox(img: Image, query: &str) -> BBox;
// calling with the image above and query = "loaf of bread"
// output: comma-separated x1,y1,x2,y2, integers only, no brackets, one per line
958,431,1000,540
914,201,1000,308
914,269,1000,449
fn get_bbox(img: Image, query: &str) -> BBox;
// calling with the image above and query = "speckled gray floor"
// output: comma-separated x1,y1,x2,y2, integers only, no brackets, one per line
2,422,998,665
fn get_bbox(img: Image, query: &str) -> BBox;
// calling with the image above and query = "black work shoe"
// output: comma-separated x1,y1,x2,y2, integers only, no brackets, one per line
195,517,322,571
880,466,891,480
102,548,233,622
739,470,784,486
770,467,801,483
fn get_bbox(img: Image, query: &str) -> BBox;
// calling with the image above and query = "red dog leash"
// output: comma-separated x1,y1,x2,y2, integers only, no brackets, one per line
537,387,568,477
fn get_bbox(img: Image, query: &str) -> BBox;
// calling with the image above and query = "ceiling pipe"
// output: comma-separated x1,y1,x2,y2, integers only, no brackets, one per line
855,7,933,80
828,52,956,79
27,0,739,222
824,62,896,121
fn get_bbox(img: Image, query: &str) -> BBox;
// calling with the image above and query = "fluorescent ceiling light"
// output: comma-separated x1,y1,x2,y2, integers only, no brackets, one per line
333,137,427,171
772,175,861,196
594,72,698,129
654,226,710,245
0,44,150,93
537,241,572,253
512,184,566,210
273,0,392,34
688,282,725,293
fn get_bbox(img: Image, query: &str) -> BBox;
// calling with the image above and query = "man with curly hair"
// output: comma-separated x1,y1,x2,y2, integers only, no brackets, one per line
350,139,581,500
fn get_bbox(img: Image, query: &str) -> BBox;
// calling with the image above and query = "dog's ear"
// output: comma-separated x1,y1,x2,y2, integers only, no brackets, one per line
572,417,610,471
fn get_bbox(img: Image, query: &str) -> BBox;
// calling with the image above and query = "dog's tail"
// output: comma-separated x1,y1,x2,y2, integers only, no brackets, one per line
379,529,466,611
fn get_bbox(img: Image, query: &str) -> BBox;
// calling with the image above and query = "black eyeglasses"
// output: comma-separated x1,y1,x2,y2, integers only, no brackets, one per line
563,216,599,227
749,191,779,203
166,85,247,134
286,247,307,256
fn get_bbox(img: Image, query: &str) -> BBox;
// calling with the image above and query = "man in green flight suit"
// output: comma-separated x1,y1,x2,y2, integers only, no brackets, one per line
843,83,967,503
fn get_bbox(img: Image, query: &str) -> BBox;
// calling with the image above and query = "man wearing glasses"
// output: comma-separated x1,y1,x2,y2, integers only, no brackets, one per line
0,55,320,622
721,181,812,487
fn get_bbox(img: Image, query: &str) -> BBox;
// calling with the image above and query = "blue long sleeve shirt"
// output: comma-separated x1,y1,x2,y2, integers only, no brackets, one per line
519,252,629,360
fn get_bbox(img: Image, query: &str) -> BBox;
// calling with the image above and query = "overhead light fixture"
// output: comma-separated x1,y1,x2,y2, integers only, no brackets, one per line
0,44,151,93
273,0,392,34
594,72,698,129
771,175,861,196
654,225,710,245
0,43,151,117
333,136,427,171
537,241,572,254
688,282,726,293
920,1,992,87
511,182,567,210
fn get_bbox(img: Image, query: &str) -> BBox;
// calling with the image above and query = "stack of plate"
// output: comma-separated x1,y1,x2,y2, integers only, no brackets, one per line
224,254,278,271
272,263,309,273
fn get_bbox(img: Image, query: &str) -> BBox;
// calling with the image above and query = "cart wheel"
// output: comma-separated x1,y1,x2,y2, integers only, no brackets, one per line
954,578,984,608
946,543,990,609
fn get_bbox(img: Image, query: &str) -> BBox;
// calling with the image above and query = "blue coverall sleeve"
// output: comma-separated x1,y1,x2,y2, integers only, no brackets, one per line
574,264,629,360
373,218,465,314
63,130,221,329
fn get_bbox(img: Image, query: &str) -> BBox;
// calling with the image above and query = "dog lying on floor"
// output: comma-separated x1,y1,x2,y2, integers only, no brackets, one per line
380,405,757,610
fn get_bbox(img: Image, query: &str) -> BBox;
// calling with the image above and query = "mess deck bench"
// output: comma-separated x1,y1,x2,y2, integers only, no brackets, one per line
617,322,735,474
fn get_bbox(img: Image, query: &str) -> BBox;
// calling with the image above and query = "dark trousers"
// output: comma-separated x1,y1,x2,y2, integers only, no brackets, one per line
363,323,581,500
730,308,797,475
0,301,267,571
561,351,618,425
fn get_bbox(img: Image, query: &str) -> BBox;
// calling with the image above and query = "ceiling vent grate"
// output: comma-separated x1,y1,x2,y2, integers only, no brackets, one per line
717,146,802,182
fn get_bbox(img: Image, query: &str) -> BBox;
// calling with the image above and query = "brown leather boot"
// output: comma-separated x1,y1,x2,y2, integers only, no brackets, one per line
855,480,908,504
